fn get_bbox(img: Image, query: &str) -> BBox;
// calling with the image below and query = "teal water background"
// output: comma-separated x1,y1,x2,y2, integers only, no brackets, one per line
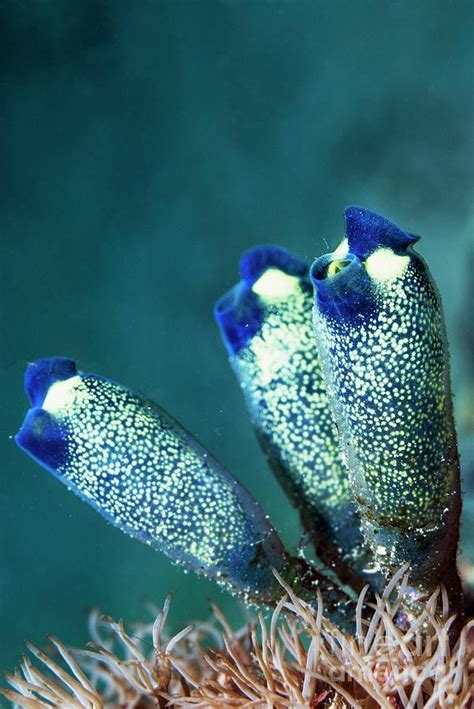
1,0,473,681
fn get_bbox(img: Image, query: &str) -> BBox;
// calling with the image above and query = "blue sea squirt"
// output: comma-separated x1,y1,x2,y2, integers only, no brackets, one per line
214,245,378,590
311,206,462,615
15,357,357,622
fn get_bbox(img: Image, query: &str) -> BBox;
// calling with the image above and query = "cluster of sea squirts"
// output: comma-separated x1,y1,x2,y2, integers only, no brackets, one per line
15,206,463,627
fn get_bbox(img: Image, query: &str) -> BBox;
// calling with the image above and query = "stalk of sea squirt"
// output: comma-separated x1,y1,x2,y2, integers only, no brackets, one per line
215,246,379,591
15,357,357,621
310,207,462,618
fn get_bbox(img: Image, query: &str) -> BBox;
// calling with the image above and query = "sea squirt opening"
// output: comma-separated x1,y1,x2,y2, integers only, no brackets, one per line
310,252,373,320
345,205,420,259
15,407,69,474
24,357,78,407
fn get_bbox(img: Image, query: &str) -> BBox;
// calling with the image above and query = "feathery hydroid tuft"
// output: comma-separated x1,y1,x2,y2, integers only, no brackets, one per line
2,570,473,708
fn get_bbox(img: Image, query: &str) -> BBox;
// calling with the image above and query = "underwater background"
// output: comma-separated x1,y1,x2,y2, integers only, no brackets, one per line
1,0,473,683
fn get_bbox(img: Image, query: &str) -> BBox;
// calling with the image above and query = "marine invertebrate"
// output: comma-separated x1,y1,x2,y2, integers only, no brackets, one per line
1,571,472,707
311,207,462,616
6,206,471,705
15,357,356,619
214,245,375,588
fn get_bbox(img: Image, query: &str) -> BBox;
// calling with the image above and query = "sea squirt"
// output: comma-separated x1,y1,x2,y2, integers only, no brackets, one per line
310,206,462,614
214,245,376,588
15,357,356,618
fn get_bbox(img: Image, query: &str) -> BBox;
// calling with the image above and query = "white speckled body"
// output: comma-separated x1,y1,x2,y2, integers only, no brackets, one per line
313,247,461,602
232,278,368,572
17,366,290,603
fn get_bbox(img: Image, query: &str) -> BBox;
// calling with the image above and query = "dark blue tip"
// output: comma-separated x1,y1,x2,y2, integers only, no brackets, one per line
25,358,78,407
214,283,263,356
15,408,69,474
215,246,309,356
239,245,307,284
310,252,374,320
345,206,420,260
